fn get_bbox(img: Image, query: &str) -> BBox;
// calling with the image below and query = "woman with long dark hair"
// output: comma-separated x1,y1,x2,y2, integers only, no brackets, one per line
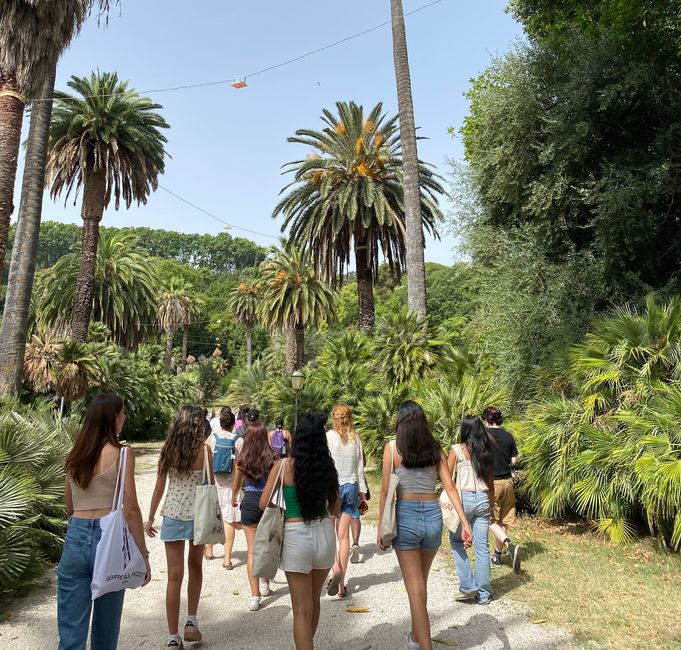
58,393,150,650
448,415,496,605
146,406,213,648
378,401,471,650
260,413,339,649
231,421,278,611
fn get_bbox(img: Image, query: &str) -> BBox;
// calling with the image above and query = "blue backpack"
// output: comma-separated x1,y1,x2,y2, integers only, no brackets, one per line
213,434,240,474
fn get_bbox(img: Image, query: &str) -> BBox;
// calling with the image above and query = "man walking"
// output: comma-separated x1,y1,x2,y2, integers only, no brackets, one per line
483,406,522,573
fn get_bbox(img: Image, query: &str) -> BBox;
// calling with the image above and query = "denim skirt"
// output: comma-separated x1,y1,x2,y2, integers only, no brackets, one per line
160,516,194,542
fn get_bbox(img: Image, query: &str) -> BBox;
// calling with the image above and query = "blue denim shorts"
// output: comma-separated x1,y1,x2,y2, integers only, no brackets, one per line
160,516,194,542
393,499,443,552
339,482,360,517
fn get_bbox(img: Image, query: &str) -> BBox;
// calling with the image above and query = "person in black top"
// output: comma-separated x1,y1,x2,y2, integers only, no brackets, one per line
483,406,522,573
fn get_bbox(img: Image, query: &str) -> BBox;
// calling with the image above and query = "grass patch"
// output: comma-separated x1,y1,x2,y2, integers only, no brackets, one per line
363,470,681,649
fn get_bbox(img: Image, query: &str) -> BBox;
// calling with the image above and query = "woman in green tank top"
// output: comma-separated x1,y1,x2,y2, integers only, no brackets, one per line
260,414,340,649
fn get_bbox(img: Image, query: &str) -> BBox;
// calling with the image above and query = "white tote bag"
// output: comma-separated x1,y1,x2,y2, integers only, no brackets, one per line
439,445,462,533
193,446,226,546
380,441,400,547
252,460,286,580
91,447,147,600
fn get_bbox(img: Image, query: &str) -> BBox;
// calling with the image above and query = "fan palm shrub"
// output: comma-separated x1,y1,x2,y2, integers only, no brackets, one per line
314,360,372,408
356,384,410,460
0,407,74,592
274,101,442,329
226,359,270,411
46,71,169,341
258,245,336,372
36,231,158,348
316,329,374,367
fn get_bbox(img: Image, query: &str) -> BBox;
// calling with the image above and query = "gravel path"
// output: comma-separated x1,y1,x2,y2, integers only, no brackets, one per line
0,452,573,649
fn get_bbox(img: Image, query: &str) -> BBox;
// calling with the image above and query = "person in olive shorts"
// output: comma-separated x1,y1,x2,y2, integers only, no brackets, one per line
483,406,522,573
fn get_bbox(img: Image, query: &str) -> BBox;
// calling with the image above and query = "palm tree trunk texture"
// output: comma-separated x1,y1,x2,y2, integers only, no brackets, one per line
0,66,57,396
165,329,176,374
181,324,189,371
390,0,427,318
71,168,106,341
0,70,25,278
355,239,375,330
285,328,296,374
246,323,253,366
295,325,305,370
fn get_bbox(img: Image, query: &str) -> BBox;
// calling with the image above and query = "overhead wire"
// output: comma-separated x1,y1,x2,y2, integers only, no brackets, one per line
31,0,445,102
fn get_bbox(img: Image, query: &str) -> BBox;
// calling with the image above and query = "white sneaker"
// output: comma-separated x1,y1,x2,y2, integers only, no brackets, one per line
259,579,272,597
350,543,361,564
248,596,261,611
407,632,421,649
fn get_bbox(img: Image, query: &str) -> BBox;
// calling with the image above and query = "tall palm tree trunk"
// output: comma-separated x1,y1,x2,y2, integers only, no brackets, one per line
355,237,375,330
0,66,56,396
0,70,26,278
165,328,176,374
295,324,305,370
285,328,296,374
181,323,189,371
246,323,253,366
72,168,106,341
390,0,427,318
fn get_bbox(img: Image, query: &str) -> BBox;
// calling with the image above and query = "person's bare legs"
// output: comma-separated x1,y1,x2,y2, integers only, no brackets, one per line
332,514,352,591
164,541,185,635
350,517,361,545
187,542,204,616
203,544,214,559
223,522,239,567
396,548,437,650
286,572,314,650
490,522,508,553
310,569,328,636
243,525,261,596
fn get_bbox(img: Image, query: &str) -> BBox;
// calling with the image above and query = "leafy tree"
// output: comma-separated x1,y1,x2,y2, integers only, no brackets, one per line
258,245,336,372
228,270,262,365
36,231,159,348
274,101,442,329
46,71,169,341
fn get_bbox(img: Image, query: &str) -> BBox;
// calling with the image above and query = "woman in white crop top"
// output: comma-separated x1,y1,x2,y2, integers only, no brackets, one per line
146,406,215,649
447,415,496,605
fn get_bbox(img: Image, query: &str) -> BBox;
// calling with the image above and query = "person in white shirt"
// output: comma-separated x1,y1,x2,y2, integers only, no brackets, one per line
204,410,244,569
210,406,231,435
325,404,367,598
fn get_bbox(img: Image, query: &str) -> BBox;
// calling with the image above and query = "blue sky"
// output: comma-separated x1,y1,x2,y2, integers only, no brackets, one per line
16,0,523,264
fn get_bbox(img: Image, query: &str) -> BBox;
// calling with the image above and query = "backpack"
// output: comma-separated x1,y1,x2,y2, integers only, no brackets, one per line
213,433,240,474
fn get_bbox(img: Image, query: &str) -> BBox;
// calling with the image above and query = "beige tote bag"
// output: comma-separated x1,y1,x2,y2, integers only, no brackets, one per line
193,446,225,546
439,444,462,533
380,441,400,547
252,459,287,580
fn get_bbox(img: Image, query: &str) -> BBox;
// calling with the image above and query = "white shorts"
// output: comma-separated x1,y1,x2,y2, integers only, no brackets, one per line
280,518,336,574
217,486,241,524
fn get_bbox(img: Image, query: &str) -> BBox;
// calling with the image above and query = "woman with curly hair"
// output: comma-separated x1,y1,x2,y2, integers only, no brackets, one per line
146,406,214,649
326,404,367,597
260,413,339,649
231,420,278,611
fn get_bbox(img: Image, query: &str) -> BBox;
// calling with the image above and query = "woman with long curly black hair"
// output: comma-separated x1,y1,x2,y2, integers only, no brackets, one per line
260,413,339,650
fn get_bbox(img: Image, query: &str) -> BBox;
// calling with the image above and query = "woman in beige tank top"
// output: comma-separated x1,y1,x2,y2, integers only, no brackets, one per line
58,393,149,650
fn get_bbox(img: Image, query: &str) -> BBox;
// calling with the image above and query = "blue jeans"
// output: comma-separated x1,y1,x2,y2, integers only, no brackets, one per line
57,517,125,650
449,492,492,603
393,499,442,551
339,482,360,517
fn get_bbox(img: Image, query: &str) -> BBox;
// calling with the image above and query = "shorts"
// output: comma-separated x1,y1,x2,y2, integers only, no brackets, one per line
392,499,442,552
280,518,336,573
217,485,241,524
160,516,194,542
240,490,264,526
492,478,516,527
339,482,360,518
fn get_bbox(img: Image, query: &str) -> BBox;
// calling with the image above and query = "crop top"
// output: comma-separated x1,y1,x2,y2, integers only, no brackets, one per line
452,444,489,492
395,465,438,494
282,483,328,520
70,456,119,511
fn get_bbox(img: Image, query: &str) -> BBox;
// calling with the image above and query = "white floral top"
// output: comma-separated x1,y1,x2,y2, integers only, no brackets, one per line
161,470,203,521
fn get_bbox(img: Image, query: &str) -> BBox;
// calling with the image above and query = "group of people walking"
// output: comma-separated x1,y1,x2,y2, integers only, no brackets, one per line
57,394,521,650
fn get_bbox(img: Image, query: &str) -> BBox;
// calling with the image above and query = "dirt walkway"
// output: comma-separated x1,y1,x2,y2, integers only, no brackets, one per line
0,452,573,649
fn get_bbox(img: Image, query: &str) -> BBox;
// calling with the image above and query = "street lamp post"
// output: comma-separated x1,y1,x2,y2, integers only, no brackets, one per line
291,369,305,433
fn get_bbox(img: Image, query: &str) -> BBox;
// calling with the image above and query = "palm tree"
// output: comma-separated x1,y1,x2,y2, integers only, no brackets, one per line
258,245,336,372
274,101,442,329
46,71,169,341
180,293,203,372
157,278,191,374
23,331,61,394
35,231,159,348
390,0,428,317
228,269,262,365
